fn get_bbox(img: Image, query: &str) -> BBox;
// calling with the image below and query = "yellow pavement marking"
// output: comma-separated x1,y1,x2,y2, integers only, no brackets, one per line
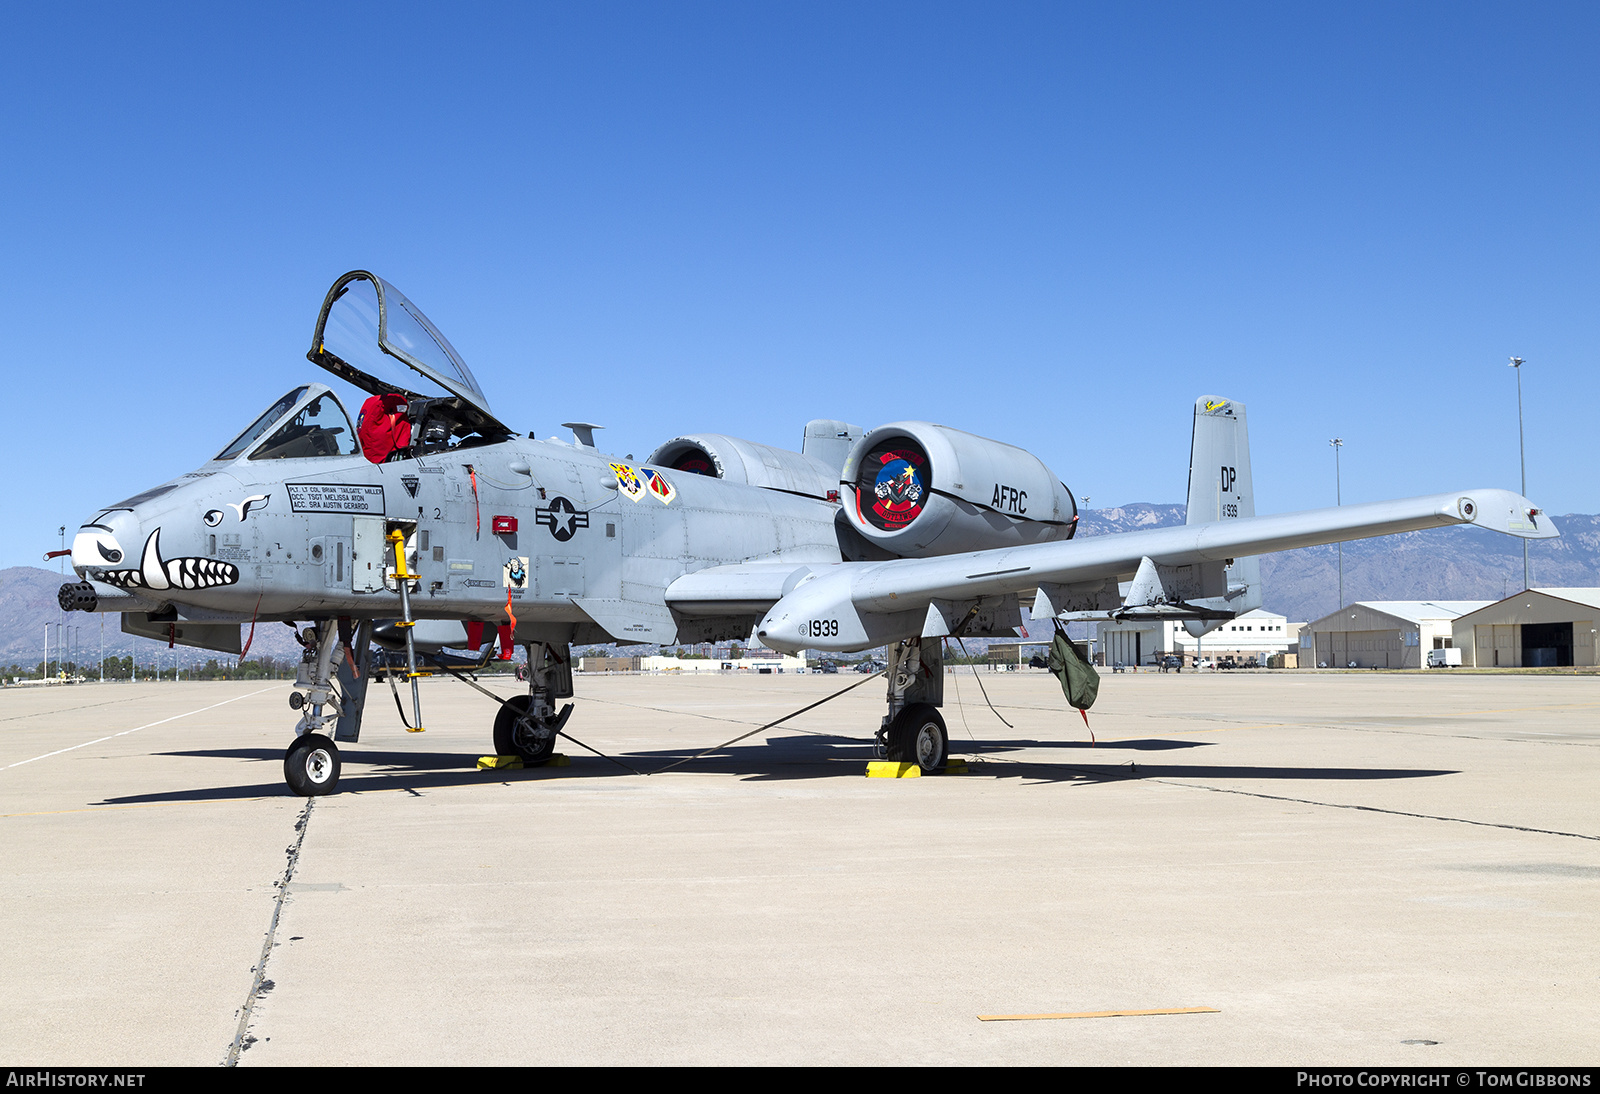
978,1006,1219,1022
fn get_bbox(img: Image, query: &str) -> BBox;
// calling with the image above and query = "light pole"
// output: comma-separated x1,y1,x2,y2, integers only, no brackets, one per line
57,526,65,678
1509,357,1529,591
1329,438,1344,610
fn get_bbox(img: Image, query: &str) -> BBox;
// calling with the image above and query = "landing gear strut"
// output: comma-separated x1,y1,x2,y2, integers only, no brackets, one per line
494,642,573,764
284,620,346,795
877,637,947,772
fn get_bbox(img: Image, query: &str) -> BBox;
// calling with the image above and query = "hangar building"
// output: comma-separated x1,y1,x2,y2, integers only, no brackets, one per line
1451,589,1600,668
1099,608,1296,668
1300,601,1488,669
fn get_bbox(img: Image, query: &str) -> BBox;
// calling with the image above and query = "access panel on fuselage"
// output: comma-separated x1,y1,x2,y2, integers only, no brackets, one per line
352,516,387,593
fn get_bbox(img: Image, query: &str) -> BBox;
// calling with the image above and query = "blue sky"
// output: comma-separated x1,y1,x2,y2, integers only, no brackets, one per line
4,2,1597,569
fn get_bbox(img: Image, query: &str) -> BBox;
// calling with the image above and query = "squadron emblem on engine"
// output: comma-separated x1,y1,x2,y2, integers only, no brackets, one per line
865,446,926,530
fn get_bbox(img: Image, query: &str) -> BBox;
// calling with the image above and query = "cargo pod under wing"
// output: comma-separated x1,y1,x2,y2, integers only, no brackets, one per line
755,488,1558,654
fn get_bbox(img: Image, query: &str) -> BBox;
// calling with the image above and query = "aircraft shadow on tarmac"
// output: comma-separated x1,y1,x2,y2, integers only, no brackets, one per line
96,737,1458,803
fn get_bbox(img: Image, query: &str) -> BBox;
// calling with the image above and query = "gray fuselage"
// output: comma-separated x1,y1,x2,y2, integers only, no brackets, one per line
75,422,843,640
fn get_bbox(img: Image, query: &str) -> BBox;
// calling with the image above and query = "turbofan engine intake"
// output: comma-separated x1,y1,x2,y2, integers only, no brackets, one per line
840,422,1077,557
646,433,838,499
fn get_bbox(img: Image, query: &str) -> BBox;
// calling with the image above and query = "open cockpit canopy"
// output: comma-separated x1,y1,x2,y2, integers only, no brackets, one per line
308,271,512,441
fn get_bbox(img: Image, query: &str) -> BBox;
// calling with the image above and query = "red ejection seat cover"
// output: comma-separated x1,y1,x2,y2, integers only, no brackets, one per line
358,394,412,464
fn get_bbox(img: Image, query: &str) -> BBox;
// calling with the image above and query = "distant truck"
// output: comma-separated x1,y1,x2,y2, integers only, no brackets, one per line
1426,648,1463,668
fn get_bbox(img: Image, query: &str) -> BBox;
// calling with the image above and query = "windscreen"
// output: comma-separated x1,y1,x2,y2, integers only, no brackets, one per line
249,394,358,460
215,386,310,460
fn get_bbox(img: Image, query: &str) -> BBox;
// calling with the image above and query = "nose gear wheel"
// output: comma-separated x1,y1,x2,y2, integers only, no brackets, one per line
285,733,341,796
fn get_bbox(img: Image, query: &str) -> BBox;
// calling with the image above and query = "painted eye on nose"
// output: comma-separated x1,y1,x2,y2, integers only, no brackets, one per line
97,543,123,563
204,510,224,527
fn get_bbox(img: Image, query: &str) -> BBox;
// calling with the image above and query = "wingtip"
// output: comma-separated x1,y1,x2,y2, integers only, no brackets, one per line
1458,489,1561,540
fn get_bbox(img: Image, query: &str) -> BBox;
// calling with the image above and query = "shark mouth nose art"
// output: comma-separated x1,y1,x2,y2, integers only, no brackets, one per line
95,528,240,591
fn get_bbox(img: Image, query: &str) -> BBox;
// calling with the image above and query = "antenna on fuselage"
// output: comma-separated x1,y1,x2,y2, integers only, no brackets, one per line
561,422,603,448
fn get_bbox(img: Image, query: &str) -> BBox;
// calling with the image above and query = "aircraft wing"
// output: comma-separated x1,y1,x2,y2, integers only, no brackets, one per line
748,488,1557,653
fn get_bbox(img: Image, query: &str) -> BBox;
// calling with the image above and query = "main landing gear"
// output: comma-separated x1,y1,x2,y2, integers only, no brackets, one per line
275,621,579,794
877,638,948,772
494,642,574,765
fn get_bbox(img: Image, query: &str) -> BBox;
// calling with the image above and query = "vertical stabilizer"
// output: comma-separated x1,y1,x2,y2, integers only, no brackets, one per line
802,419,863,478
1184,396,1262,633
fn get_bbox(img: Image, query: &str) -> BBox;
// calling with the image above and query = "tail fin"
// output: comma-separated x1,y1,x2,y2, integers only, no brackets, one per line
1184,396,1263,631
802,419,863,479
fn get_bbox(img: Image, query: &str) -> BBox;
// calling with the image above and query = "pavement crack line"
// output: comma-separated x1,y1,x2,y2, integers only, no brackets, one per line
224,797,314,1066
1057,763,1600,842
0,695,140,725
1260,720,1600,748
1156,780,1600,841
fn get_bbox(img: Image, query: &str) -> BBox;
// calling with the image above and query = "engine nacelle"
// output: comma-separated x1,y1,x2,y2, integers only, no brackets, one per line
840,422,1077,557
647,433,837,499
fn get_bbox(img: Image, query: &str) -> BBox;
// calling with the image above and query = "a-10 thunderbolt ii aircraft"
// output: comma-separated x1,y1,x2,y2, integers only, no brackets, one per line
56,270,1559,795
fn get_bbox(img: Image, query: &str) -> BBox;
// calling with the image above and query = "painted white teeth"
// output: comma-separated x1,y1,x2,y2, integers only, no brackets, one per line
98,528,239,590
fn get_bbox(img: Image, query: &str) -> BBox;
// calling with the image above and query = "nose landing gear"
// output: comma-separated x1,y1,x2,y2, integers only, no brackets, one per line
282,620,347,795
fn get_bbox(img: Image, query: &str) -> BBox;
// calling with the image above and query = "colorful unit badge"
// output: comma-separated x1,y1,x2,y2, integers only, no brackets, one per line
640,468,676,505
610,462,647,502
